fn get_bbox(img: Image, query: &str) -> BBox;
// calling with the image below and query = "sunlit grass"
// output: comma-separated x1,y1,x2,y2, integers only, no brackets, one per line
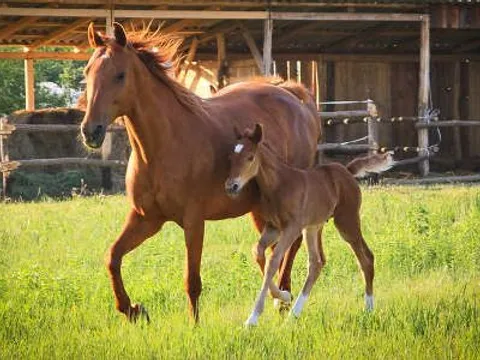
1,186,479,359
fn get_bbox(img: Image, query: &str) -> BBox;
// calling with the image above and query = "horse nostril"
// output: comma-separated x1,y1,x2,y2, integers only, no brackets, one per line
94,124,104,134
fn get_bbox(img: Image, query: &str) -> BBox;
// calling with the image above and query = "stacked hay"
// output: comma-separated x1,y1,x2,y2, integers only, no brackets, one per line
5,108,129,199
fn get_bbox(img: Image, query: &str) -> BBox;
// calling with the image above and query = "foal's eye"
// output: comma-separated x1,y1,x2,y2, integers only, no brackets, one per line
248,155,254,161
115,72,125,82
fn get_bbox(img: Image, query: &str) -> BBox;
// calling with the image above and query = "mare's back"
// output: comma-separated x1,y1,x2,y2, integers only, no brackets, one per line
209,81,320,168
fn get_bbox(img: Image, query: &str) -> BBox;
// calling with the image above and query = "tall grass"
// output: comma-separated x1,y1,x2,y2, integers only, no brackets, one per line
0,186,479,359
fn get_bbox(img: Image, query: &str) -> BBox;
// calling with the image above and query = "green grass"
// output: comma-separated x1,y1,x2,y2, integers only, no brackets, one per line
1,186,479,359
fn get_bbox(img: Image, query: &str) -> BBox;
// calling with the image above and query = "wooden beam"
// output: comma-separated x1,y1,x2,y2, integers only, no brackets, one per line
417,15,431,177
0,17,40,40
274,21,320,47
1,8,424,22
263,17,273,76
0,51,91,60
24,58,34,111
322,23,385,51
30,18,92,49
240,24,263,72
216,33,226,63
180,22,239,52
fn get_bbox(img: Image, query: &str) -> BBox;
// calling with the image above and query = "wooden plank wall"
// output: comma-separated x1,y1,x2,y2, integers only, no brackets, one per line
181,57,480,164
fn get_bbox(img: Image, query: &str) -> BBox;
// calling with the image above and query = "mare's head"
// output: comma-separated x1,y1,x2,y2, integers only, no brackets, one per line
80,22,179,148
225,123,264,198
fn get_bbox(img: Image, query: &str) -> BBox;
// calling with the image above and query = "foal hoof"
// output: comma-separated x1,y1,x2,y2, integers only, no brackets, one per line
273,294,292,314
128,303,150,323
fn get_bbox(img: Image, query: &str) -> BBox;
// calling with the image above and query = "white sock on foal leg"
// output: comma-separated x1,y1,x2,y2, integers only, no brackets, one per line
365,294,374,311
290,292,309,318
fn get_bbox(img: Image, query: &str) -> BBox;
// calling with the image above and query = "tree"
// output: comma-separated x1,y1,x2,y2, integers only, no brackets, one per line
0,53,86,115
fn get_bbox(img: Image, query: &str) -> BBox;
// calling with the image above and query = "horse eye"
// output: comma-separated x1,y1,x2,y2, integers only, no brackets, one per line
248,155,254,161
115,72,125,82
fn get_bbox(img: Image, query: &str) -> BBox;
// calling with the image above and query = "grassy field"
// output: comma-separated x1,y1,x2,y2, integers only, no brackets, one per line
1,186,479,359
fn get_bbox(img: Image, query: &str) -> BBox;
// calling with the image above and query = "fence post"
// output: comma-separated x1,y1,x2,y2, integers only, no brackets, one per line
0,118,10,200
417,15,431,176
367,100,379,154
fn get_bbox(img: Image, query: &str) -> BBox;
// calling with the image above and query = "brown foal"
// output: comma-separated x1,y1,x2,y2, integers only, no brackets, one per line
225,124,393,326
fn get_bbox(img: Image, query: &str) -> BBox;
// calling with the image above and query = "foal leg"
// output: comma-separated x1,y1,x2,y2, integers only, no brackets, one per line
252,226,290,303
290,225,324,318
245,226,299,326
105,209,165,322
252,212,296,307
334,213,375,311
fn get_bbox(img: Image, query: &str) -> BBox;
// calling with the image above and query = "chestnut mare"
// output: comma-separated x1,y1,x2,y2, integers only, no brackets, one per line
80,23,321,322
225,124,393,326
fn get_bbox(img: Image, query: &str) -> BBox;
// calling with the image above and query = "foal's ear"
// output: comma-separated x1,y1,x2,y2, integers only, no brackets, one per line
251,123,264,144
87,22,104,48
113,22,127,47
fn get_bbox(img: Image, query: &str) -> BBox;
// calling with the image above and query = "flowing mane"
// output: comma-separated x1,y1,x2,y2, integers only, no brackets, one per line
94,29,209,119
127,31,209,118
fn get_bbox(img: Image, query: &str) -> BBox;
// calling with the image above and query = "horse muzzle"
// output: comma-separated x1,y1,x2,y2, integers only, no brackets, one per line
81,123,106,149
225,179,242,198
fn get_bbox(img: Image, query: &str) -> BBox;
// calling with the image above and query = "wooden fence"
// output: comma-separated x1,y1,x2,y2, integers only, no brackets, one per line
3,102,480,199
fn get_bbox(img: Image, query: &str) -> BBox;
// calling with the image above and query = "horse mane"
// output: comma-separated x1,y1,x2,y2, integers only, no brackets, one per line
100,29,209,119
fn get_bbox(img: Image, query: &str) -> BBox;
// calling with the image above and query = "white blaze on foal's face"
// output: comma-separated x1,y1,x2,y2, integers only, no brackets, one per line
234,143,244,154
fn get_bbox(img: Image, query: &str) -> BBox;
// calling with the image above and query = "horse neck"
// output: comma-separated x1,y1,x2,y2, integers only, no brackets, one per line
123,59,204,163
255,145,287,198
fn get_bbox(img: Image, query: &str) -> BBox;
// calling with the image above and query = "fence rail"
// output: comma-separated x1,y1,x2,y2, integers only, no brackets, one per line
4,103,480,199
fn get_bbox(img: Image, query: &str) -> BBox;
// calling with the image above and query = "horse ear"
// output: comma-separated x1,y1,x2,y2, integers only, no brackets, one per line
251,123,263,144
233,125,242,140
88,22,104,48
113,22,127,47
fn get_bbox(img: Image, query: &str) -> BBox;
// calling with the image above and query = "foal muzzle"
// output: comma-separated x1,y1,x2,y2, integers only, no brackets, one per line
225,179,242,198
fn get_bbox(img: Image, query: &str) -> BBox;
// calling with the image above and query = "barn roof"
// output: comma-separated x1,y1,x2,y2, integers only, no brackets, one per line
0,1,479,58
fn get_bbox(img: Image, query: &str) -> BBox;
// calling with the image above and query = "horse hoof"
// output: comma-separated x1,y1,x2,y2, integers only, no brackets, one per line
128,303,150,323
364,294,374,312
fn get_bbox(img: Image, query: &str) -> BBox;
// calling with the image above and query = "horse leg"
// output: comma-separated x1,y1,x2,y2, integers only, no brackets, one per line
334,212,375,311
290,225,324,318
183,216,205,323
105,209,165,322
245,226,299,326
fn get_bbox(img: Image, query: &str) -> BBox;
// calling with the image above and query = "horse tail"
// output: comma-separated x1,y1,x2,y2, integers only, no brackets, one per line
346,152,395,178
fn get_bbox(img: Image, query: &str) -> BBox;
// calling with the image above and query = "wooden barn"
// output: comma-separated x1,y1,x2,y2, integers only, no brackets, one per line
1,0,480,191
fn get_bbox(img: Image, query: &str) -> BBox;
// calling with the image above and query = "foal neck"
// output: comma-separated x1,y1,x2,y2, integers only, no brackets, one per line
256,145,288,196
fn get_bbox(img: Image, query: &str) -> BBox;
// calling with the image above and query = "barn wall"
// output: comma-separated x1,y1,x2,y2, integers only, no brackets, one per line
176,56,480,165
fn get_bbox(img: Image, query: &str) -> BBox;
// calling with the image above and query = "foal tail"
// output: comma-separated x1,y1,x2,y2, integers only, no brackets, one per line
346,152,395,178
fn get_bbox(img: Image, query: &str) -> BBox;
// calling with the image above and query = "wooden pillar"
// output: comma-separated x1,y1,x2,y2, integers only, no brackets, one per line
101,9,114,191
241,27,263,73
263,17,273,76
452,61,463,163
367,100,379,154
0,118,10,200
24,58,34,111
417,15,431,176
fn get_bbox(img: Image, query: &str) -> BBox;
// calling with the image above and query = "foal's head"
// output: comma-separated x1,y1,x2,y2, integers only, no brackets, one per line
225,123,264,198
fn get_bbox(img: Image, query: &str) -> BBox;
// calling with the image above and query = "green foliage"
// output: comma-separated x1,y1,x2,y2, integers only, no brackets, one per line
0,54,86,115
5,169,102,200
0,187,479,359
